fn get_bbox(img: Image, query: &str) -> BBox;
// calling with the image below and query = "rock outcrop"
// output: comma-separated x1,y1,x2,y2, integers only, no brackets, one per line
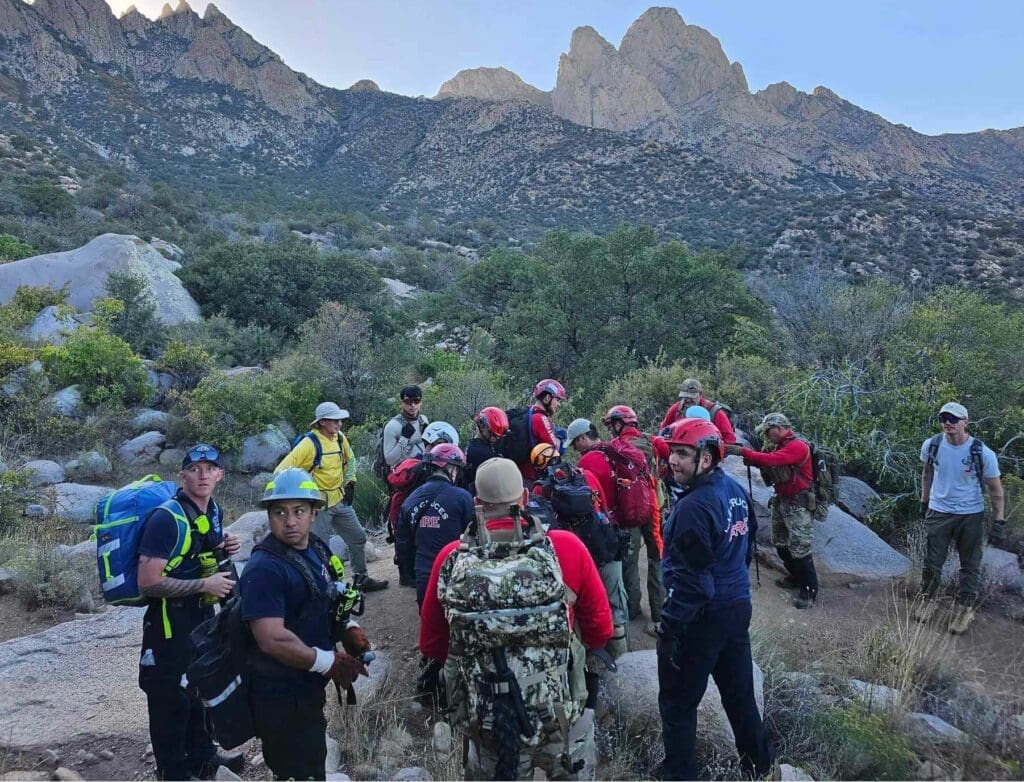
552,26,678,137
0,235,201,326
437,67,551,108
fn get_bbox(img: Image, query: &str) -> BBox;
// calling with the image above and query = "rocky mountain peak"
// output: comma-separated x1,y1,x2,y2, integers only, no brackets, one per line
436,66,551,108
348,79,380,91
619,5,748,110
33,0,124,63
553,23,677,135
157,3,174,20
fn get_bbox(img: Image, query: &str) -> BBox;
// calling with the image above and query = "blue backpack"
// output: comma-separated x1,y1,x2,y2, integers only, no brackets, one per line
93,474,183,606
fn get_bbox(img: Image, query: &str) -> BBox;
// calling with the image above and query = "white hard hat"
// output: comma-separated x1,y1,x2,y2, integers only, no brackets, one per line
311,401,350,427
423,421,459,447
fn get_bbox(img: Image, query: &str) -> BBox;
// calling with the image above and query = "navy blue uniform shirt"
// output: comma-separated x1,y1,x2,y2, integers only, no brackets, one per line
397,474,475,577
240,539,332,689
661,467,756,631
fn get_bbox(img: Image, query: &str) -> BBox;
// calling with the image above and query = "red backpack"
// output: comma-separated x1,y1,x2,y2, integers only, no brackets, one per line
386,457,430,526
595,439,655,528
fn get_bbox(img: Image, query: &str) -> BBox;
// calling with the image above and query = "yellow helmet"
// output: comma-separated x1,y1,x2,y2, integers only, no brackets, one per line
530,443,559,469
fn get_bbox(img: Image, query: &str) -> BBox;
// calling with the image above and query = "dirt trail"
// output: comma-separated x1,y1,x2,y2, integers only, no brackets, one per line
1,536,1021,781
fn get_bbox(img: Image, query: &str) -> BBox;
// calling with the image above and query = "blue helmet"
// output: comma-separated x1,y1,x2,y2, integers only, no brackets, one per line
259,468,324,508
684,405,711,422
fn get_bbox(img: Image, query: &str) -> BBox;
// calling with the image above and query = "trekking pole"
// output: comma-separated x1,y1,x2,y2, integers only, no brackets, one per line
746,466,761,589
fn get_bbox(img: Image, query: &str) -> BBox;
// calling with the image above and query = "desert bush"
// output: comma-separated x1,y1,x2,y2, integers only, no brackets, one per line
424,366,514,442
103,270,165,355
157,340,213,391
0,341,36,376
0,234,35,263
11,545,97,612
168,315,287,367
41,326,152,407
590,359,703,434
0,470,33,535
0,283,70,338
176,372,280,453
19,182,74,219
808,705,916,780
351,467,388,531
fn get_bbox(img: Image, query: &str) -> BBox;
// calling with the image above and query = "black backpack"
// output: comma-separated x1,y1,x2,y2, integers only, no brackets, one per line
187,533,336,749
499,407,534,466
926,434,987,493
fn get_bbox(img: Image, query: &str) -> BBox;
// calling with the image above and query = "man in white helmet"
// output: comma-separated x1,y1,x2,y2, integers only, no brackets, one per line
276,402,388,591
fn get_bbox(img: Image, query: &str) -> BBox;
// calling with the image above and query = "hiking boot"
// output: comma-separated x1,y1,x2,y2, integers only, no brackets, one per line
399,575,415,588
912,599,938,623
775,575,801,590
948,605,975,635
192,750,244,779
356,574,389,592
792,587,817,609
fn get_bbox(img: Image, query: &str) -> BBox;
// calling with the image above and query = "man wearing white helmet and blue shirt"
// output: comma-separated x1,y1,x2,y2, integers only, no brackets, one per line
276,402,388,591
916,401,1004,633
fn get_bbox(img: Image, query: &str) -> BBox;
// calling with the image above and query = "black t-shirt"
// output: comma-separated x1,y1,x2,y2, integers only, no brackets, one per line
240,538,332,688
137,492,223,666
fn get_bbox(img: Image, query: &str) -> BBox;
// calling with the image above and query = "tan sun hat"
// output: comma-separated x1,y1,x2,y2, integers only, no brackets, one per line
939,402,969,420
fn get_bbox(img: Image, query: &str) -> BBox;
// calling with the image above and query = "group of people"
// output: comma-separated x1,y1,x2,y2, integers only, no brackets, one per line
132,374,1005,781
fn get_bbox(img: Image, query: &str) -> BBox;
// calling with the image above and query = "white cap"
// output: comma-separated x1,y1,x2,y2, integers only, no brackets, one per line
311,401,350,427
939,402,969,420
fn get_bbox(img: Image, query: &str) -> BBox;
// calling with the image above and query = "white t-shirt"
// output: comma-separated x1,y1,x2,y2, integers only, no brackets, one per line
920,436,1000,515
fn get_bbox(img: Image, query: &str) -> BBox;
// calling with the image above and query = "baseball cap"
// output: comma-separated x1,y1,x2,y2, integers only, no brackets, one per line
566,418,593,443
678,378,703,400
755,413,791,435
475,457,525,506
939,402,969,420
182,443,222,469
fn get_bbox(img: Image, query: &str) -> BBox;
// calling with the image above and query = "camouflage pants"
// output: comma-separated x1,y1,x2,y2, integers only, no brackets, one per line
770,499,814,560
465,708,596,781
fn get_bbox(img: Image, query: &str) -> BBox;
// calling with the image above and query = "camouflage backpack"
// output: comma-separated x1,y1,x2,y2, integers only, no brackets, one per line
438,509,583,769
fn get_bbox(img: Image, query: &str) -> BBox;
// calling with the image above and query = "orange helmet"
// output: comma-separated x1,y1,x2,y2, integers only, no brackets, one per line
530,443,560,469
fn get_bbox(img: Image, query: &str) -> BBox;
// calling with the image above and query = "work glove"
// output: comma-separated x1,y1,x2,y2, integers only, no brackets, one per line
989,519,1007,546
416,657,443,696
326,651,368,690
401,421,416,439
343,481,356,506
341,625,371,658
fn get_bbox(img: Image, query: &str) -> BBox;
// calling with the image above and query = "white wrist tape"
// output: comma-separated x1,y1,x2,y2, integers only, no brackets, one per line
308,647,334,674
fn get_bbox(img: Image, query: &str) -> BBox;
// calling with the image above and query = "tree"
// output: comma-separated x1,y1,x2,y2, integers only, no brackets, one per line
0,234,35,263
20,182,74,219
103,271,165,356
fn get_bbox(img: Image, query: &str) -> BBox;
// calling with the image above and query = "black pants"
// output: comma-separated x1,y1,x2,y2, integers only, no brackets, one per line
250,676,327,781
656,601,773,781
139,668,216,780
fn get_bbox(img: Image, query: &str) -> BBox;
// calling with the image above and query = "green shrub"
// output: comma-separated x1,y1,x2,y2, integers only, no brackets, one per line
0,341,36,376
11,545,97,611
0,284,70,338
809,705,915,780
590,360,702,433
0,470,33,535
41,326,152,407
351,468,388,531
177,372,280,453
20,182,74,219
103,270,166,355
0,234,35,263
157,340,213,391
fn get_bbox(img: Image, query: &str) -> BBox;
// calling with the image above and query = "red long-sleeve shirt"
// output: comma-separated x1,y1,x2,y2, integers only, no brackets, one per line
418,520,613,662
740,433,812,499
579,448,616,508
659,399,737,444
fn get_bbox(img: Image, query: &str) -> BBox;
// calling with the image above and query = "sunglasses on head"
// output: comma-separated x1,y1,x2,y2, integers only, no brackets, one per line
184,444,220,464
939,413,963,424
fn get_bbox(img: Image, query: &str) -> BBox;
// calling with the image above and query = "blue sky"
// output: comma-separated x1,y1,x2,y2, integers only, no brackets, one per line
103,1,1024,136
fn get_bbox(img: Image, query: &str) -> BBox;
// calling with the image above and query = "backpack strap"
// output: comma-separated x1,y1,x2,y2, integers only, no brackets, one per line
926,434,943,466
526,408,536,451
254,533,339,604
969,438,987,493
301,431,324,471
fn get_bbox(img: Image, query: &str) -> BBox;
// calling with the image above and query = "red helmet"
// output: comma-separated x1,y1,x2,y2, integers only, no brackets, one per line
474,406,509,438
424,443,467,470
533,379,567,401
602,405,638,427
661,419,725,461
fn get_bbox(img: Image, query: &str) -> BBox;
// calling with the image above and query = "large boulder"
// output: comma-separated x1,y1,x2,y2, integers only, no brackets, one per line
52,483,112,524
239,426,290,473
63,451,113,482
942,546,1023,592
0,606,144,748
128,408,169,435
117,431,165,466
722,460,910,584
18,459,65,487
21,305,84,345
46,385,82,417
604,649,764,752
2,360,47,399
835,476,880,522
225,511,269,564
0,234,201,326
